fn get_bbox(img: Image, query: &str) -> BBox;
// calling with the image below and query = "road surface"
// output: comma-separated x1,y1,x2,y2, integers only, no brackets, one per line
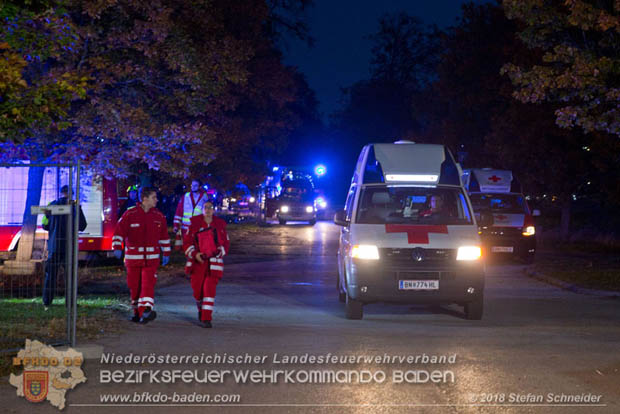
2,221,619,413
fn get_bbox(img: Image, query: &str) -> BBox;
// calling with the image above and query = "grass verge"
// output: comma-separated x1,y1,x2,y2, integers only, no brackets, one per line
534,244,620,291
0,295,126,377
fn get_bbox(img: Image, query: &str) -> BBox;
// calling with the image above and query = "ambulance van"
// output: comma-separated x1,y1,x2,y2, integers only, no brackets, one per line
334,142,486,320
462,169,537,263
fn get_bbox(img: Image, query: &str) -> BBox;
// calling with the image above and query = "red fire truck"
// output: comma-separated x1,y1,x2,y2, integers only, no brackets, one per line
0,166,118,258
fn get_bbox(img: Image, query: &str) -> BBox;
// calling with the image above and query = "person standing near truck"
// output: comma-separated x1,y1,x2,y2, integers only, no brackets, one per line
42,185,87,309
113,187,171,324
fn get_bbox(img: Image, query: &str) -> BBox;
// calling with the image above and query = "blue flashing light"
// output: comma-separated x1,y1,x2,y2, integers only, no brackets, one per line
315,197,327,209
272,166,279,172
314,164,326,176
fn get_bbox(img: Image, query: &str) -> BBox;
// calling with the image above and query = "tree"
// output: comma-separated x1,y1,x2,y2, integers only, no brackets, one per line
1,0,315,267
502,0,620,137
424,2,607,239
420,3,523,162
0,1,89,143
369,12,439,89
331,12,439,150
201,0,317,188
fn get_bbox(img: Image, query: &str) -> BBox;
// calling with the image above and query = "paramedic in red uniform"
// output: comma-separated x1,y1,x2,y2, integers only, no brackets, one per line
183,201,229,328
113,187,171,324
173,179,209,250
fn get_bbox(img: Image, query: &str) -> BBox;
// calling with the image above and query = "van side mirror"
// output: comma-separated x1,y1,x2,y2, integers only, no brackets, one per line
532,209,541,217
334,209,349,226
479,212,494,227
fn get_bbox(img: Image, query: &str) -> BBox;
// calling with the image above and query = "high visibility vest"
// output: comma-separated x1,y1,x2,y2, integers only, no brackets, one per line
173,191,208,232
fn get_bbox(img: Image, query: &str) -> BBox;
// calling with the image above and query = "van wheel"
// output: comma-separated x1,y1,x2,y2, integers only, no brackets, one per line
345,293,363,319
278,218,287,225
521,253,535,265
309,219,316,226
464,296,483,320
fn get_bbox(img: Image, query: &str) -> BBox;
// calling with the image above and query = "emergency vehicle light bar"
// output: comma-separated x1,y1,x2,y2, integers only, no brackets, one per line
385,174,438,182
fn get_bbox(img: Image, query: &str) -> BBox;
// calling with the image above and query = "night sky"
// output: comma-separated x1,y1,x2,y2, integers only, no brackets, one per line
279,1,492,204
282,0,489,119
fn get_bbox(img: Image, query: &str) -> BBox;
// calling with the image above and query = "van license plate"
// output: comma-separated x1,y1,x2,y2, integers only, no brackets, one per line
399,280,439,290
491,246,514,253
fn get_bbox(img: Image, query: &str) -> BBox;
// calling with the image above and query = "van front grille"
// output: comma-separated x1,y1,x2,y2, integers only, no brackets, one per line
379,248,456,265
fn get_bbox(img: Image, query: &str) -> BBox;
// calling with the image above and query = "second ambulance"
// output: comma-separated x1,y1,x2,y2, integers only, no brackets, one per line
462,169,537,263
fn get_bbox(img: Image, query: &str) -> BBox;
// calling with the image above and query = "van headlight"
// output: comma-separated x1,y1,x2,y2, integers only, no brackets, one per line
305,206,314,213
280,205,289,213
522,226,535,236
351,245,380,260
456,246,482,261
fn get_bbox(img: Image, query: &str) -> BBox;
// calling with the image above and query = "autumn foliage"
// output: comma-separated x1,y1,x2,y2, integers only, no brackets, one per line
1,0,315,184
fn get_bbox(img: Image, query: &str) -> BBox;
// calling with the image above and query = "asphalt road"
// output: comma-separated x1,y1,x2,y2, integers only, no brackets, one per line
2,221,619,413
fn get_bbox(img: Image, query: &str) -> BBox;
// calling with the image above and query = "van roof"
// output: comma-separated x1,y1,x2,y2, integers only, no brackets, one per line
463,169,514,193
355,143,461,186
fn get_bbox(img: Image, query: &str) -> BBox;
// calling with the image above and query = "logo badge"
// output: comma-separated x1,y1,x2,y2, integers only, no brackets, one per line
411,248,425,262
23,371,48,403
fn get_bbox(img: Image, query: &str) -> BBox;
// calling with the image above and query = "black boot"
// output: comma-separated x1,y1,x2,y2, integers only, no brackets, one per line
139,310,157,324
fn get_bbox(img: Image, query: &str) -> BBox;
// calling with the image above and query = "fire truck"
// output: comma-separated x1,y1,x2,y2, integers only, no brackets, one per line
258,167,320,225
0,165,118,259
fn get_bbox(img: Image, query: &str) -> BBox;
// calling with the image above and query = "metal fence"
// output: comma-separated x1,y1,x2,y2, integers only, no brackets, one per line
0,162,81,352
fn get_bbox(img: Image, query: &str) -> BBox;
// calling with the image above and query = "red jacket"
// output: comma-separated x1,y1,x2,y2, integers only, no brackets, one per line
113,204,171,267
183,215,229,277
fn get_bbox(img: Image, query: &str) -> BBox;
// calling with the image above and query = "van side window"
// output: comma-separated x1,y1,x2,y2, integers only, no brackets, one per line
344,186,356,221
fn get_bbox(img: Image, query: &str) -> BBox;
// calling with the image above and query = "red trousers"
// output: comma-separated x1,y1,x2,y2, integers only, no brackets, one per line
191,263,219,321
126,266,157,317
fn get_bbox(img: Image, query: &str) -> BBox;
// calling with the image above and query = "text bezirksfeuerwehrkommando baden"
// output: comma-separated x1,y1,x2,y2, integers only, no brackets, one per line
100,352,457,366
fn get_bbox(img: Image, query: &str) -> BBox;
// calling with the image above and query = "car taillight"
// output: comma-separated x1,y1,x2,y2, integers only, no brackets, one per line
522,215,535,236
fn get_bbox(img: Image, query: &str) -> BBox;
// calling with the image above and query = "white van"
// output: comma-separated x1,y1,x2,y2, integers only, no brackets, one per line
462,169,537,263
334,142,486,320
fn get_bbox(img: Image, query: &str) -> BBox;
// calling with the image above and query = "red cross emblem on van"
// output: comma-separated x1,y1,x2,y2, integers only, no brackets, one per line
488,175,502,182
385,224,449,244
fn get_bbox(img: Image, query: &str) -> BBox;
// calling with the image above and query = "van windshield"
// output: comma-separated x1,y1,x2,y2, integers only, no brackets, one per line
469,193,529,215
356,186,473,225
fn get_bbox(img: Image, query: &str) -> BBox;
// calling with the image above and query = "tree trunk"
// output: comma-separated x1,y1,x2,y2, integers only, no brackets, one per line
16,166,45,261
560,196,571,241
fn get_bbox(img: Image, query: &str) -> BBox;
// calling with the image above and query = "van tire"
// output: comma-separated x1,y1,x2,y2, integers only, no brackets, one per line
278,218,287,225
521,253,535,264
464,296,483,320
345,293,363,319
309,219,316,226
